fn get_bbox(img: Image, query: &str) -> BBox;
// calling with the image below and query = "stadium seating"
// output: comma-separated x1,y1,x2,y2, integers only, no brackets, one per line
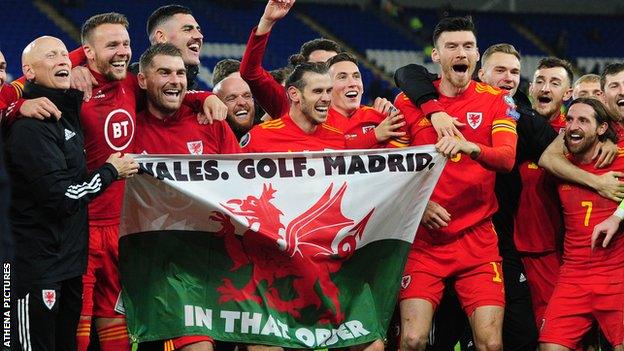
2,1,623,91
0,0,78,81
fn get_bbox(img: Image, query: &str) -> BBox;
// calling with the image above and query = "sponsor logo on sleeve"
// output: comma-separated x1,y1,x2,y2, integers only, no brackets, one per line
507,108,521,121
504,94,516,108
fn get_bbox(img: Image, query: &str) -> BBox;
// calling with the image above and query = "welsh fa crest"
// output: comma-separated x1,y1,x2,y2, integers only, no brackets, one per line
401,275,412,289
42,289,56,310
467,112,482,129
186,141,203,155
362,125,375,134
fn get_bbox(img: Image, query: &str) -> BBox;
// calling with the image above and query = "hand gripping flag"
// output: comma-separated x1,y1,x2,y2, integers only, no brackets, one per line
119,146,445,348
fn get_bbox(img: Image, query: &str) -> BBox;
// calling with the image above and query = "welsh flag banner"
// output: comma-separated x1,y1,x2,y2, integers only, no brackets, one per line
119,146,445,348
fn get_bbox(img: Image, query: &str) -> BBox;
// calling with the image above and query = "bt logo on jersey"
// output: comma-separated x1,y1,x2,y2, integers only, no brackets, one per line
104,108,135,151
112,121,130,138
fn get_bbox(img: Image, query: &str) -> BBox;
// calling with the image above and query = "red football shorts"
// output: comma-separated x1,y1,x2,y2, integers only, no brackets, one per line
539,281,624,349
521,251,562,327
163,336,214,350
165,335,214,351
400,220,505,316
81,224,124,318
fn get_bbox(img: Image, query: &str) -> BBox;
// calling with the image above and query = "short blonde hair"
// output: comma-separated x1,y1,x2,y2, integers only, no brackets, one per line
482,43,520,66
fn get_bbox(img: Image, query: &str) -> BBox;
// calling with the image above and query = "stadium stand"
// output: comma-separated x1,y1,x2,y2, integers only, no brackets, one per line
1,1,623,91
0,0,78,81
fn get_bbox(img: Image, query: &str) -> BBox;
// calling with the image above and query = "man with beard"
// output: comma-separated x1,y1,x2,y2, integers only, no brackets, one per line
144,5,203,89
240,0,396,127
540,98,624,351
572,74,605,101
395,17,518,351
213,76,256,140
135,44,240,155
240,61,384,351
73,13,220,351
5,36,137,351
601,63,624,138
241,62,344,152
515,58,576,328
395,46,623,351
241,0,339,120
71,4,228,125
132,43,240,351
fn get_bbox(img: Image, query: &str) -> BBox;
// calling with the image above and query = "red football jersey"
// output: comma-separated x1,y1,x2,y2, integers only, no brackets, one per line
395,80,517,244
241,115,345,152
557,146,624,283
82,68,210,225
240,28,289,119
326,107,349,132
612,122,624,140
514,113,566,253
82,69,140,225
134,104,241,155
338,106,409,149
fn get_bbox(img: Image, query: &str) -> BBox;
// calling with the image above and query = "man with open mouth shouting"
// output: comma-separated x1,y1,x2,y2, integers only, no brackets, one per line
601,63,624,139
394,16,518,351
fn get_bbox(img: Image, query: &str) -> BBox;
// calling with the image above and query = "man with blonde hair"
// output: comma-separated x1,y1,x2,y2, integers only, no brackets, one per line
572,74,604,101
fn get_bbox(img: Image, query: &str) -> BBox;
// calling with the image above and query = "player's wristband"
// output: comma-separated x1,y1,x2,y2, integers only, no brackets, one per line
613,202,624,220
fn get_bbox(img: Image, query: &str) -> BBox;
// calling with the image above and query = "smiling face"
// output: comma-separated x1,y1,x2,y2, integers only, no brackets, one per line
138,54,187,116
529,66,572,120
478,52,521,96
84,23,131,81
22,36,72,89
432,30,479,90
157,13,203,66
329,60,363,116
564,102,607,158
603,70,624,121
216,76,255,135
291,72,333,125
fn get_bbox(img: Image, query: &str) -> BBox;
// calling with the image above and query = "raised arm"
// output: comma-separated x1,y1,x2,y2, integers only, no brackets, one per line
239,0,294,119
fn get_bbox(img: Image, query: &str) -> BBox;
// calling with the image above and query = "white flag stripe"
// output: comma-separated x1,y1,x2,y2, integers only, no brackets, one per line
121,147,446,248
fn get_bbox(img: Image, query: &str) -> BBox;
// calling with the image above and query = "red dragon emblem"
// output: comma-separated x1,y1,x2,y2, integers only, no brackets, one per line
466,112,482,129
210,182,374,325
